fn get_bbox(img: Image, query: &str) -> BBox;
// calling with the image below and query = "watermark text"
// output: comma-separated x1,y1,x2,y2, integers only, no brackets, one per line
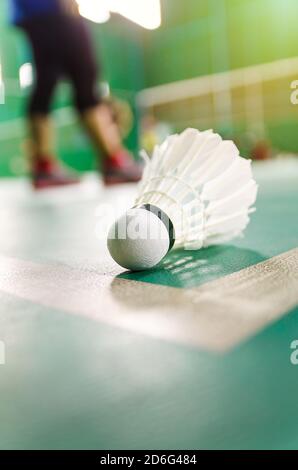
290,80,298,105
0,340,5,365
290,340,298,365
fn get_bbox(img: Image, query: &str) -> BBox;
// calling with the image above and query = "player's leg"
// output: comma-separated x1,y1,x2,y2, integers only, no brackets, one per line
65,17,142,184
23,19,80,189
28,71,57,164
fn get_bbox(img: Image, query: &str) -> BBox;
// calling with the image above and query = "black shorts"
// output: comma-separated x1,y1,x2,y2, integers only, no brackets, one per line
21,14,101,114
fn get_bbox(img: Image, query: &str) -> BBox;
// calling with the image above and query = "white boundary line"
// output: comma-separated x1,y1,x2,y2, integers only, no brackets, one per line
0,248,297,352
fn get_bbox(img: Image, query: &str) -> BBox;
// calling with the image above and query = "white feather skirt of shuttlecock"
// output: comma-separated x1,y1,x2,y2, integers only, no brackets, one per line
135,128,258,250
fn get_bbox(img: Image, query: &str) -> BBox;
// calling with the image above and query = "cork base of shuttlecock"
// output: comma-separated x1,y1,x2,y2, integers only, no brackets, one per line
107,208,171,271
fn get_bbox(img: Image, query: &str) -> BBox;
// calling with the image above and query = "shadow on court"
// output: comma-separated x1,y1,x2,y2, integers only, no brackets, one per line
118,245,266,289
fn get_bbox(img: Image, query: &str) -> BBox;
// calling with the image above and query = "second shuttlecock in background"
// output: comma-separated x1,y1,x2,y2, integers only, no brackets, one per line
107,128,258,271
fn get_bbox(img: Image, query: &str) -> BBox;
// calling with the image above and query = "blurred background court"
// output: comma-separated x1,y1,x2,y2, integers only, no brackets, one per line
0,0,298,450
0,0,297,174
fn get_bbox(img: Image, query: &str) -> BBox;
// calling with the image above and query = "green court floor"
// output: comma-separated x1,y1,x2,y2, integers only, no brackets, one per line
0,159,297,449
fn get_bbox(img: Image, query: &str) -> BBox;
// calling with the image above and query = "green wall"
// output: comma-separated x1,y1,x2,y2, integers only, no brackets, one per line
142,0,298,154
143,0,298,85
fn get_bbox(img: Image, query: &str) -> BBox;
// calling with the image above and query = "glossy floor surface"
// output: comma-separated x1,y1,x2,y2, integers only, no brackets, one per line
0,159,297,449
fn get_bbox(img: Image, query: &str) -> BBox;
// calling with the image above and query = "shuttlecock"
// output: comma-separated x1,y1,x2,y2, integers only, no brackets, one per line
107,128,258,271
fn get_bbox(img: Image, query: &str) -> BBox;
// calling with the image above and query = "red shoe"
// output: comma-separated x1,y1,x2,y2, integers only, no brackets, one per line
103,150,143,186
32,158,80,190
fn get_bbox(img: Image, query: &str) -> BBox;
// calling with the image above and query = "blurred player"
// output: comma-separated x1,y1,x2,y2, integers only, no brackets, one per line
10,0,142,188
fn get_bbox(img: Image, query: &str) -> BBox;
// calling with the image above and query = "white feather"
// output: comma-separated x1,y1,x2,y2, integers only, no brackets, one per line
135,128,257,250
